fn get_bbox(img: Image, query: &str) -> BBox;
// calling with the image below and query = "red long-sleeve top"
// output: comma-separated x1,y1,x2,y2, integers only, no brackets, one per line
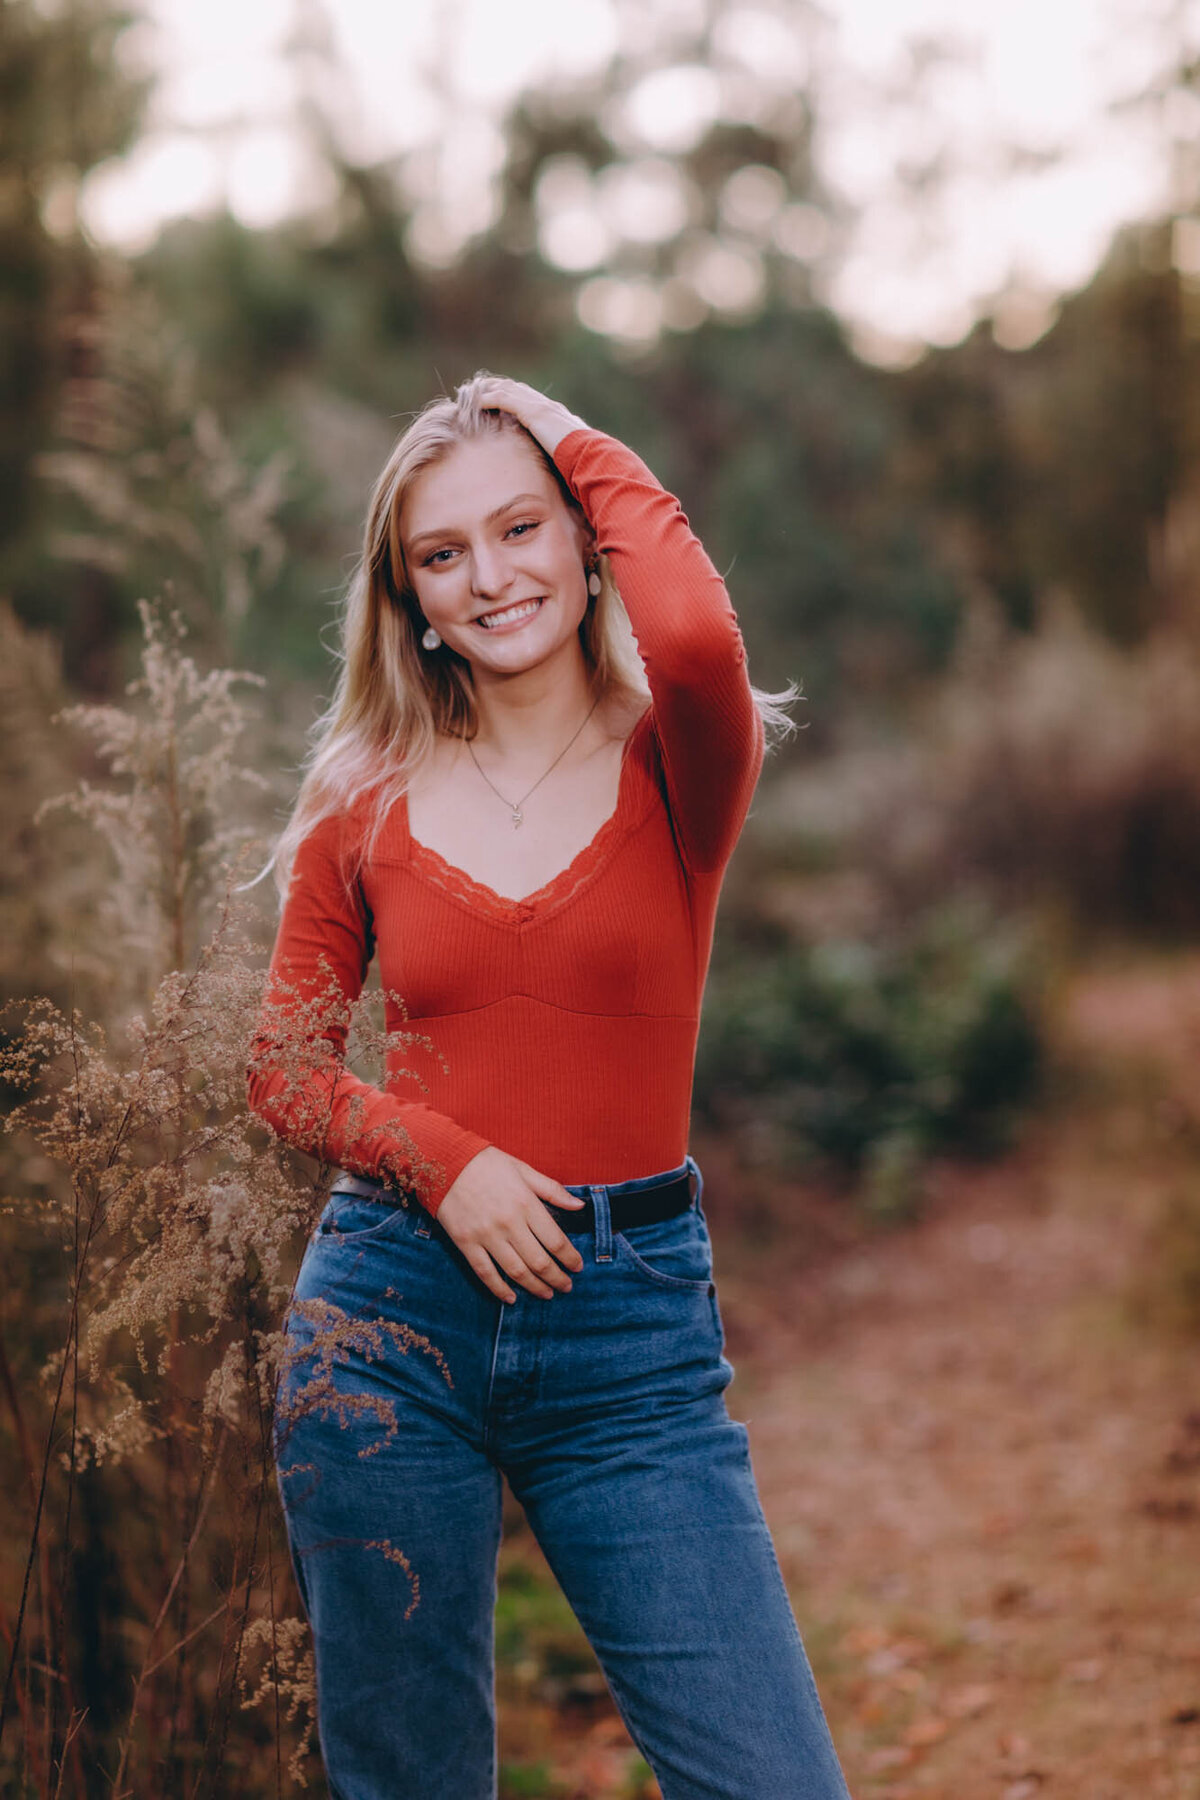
247,429,764,1211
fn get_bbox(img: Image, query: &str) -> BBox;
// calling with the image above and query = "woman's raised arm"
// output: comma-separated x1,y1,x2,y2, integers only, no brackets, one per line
476,377,764,874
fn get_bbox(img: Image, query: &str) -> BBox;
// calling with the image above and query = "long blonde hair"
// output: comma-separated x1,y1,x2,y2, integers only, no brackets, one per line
273,373,649,889
273,371,794,892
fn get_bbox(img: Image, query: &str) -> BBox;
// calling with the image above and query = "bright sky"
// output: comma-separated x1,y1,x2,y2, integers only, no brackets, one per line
81,0,1196,361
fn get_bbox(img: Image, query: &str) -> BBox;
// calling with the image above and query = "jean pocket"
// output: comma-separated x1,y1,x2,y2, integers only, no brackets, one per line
615,1208,715,1292
317,1191,410,1243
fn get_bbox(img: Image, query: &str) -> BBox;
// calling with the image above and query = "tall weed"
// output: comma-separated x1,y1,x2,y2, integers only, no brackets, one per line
0,607,398,1796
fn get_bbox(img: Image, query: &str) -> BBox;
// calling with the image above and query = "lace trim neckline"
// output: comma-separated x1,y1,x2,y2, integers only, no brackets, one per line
404,710,652,922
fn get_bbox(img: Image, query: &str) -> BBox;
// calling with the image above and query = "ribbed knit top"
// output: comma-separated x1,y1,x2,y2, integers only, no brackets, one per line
247,428,764,1211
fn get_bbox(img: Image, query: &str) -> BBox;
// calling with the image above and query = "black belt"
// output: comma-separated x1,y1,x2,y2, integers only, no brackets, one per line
328,1168,695,1235
550,1171,694,1235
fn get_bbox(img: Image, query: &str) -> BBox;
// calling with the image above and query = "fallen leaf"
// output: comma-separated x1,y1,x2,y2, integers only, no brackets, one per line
902,1714,949,1748
865,1745,916,1774
945,1682,997,1719
991,1581,1031,1614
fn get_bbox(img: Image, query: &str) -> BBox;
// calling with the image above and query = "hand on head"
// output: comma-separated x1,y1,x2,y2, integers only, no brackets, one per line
472,377,589,458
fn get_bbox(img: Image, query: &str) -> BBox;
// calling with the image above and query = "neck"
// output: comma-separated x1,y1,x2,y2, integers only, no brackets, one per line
467,641,597,763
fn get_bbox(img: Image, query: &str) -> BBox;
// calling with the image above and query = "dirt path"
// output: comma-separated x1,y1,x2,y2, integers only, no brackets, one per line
718,960,1200,1799
500,961,1200,1798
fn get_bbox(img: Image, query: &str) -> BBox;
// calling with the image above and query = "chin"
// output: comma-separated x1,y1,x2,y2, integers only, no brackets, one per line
467,627,579,674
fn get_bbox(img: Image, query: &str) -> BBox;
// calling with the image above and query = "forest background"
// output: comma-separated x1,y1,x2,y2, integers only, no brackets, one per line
3,0,1200,1795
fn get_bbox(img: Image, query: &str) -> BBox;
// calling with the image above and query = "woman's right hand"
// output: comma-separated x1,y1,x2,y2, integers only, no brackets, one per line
434,1146,586,1303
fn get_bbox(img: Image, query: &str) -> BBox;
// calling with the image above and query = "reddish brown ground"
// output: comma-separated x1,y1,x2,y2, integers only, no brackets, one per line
498,960,1200,1799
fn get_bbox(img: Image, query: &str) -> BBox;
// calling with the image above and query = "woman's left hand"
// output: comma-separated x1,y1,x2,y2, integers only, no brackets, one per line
474,377,588,457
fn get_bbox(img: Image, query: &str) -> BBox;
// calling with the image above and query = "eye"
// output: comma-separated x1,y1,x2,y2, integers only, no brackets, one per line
422,546,458,566
506,519,539,538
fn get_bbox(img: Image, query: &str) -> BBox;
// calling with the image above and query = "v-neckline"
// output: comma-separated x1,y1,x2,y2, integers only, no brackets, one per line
403,709,652,921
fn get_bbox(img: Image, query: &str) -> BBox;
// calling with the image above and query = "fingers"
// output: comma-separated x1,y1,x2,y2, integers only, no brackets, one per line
474,381,587,455
436,1150,589,1302
446,1210,581,1303
475,376,532,419
464,1245,517,1306
527,1207,585,1277
498,1238,560,1301
513,1220,580,1292
518,1162,584,1210
477,375,539,406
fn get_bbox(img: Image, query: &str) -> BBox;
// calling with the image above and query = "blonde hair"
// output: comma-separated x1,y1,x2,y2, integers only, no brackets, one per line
273,371,795,893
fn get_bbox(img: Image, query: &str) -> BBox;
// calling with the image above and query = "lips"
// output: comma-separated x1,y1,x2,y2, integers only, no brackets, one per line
475,597,544,630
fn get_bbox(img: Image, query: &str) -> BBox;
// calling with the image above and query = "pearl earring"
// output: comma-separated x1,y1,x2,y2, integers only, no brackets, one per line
421,626,441,651
587,569,602,597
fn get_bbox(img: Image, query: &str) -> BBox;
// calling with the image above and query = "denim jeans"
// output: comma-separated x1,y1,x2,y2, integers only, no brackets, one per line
274,1159,851,1800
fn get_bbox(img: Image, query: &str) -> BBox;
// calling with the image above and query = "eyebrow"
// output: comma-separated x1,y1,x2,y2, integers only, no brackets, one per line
405,493,548,556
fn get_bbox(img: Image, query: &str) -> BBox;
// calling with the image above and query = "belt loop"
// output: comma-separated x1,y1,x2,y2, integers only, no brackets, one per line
686,1155,703,1211
589,1185,612,1262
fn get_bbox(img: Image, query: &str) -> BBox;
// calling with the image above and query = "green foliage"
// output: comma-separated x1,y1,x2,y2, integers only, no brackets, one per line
496,1559,599,1699
499,1761,562,1798
695,904,1043,1214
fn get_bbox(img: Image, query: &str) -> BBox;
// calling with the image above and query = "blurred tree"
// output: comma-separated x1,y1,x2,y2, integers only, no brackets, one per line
892,224,1200,648
486,0,835,335
112,0,956,726
890,324,1039,633
30,0,1200,735
0,0,148,600
1022,226,1189,643
35,271,290,679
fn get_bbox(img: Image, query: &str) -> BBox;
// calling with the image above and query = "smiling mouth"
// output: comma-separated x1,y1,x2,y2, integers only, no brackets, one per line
476,597,544,630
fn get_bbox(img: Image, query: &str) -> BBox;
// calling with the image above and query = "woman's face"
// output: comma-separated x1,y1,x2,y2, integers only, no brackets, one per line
400,433,592,681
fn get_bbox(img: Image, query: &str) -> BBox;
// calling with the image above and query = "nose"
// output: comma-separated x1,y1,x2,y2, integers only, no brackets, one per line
469,539,513,599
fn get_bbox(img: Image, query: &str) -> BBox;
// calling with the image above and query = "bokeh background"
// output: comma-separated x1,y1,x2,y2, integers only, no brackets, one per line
4,1,1200,1795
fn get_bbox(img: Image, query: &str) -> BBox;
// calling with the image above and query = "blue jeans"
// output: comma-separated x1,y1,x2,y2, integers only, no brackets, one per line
274,1159,850,1800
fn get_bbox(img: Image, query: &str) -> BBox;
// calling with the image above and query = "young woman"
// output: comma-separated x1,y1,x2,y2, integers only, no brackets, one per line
250,374,850,1800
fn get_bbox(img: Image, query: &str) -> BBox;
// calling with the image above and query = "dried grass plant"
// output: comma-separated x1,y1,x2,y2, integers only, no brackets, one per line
0,605,433,1797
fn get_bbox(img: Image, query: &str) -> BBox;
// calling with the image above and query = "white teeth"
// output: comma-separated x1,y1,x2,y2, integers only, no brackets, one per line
478,598,541,629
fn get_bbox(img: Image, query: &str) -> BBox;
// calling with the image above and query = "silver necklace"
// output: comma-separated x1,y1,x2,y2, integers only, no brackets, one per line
466,696,601,829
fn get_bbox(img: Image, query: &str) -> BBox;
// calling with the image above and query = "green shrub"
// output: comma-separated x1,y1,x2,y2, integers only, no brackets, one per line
694,901,1043,1212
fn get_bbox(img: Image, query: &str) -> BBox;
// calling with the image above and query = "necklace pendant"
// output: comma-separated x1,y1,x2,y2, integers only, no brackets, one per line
511,807,523,829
